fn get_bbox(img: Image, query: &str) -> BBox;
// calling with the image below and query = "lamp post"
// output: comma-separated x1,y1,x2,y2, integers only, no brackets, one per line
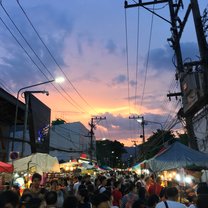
137,118,164,144
137,116,145,143
12,78,63,153
144,120,163,130
129,115,145,143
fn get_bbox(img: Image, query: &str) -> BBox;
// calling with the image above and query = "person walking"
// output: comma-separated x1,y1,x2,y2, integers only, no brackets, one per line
155,187,187,208
0,190,19,208
112,181,122,208
148,177,163,197
121,182,138,208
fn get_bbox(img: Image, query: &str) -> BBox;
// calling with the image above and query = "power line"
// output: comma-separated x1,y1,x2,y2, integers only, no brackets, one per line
125,7,137,142
52,128,80,150
0,14,83,113
0,79,15,94
0,3,88,113
55,124,89,137
0,16,49,81
134,7,141,112
139,5,154,110
124,8,131,115
16,0,98,115
163,100,181,130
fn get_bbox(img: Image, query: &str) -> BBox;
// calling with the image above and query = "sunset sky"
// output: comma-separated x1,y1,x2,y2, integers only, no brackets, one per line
0,0,207,146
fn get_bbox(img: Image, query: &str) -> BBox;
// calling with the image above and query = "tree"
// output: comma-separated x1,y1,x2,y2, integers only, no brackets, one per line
176,132,189,146
138,130,191,162
96,139,126,168
138,129,175,161
52,118,66,125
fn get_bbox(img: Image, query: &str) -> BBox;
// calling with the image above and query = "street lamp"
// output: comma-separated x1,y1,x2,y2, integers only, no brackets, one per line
12,78,64,152
144,120,163,130
136,116,145,143
144,120,164,144
137,118,164,144
111,151,115,168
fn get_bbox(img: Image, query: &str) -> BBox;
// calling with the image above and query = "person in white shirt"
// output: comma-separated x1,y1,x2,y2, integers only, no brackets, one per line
73,175,83,196
98,176,107,193
156,187,187,208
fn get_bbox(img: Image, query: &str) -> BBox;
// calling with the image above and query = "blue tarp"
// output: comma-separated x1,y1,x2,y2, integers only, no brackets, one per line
131,160,147,170
147,142,208,172
99,165,113,170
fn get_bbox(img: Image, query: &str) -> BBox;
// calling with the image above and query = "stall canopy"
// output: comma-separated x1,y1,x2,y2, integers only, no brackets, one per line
99,165,113,170
12,153,60,174
0,161,13,173
148,142,208,172
132,160,147,171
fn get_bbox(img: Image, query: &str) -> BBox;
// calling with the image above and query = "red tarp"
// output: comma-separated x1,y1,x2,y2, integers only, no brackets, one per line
0,161,13,173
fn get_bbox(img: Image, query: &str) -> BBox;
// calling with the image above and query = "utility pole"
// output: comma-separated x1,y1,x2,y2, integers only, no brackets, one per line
167,0,199,150
125,0,208,150
129,115,145,143
88,116,106,164
191,0,208,67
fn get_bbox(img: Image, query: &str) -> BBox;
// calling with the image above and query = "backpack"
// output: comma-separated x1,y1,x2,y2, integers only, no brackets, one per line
94,186,103,195
125,194,136,208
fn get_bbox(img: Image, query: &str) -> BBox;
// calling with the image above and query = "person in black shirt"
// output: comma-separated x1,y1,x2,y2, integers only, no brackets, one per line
77,188,91,208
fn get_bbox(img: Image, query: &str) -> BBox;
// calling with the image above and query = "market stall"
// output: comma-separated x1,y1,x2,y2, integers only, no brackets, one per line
131,160,149,175
12,153,60,174
0,161,13,191
0,161,13,173
147,141,208,172
144,141,208,204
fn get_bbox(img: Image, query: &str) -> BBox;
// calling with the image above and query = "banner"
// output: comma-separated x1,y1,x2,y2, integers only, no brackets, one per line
27,93,51,153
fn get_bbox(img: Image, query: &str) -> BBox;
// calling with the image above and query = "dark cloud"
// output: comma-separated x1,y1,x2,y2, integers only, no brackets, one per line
180,42,199,61
112,74,126,85
96,112,171,142
0,2,74,90
111,74,136,87
148,42,199,71
105,39,117,54
149,45,173,70
0,43,43,87
100,112,131,131
129,80,137,87
76,33,95,56
142,113,167,128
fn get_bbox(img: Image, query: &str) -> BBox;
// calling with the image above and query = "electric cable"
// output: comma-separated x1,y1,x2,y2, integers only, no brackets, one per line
134,7,140,112
124,8,131,115
55,124,89,137
0,80,15,94
0,3,88,113
0,14,82,112
139,5,154,110
16,0,98,115
52,128,80,150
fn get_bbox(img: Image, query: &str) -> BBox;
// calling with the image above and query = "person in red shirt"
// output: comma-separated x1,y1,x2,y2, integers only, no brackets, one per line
112,181,122,207
148,176,163,197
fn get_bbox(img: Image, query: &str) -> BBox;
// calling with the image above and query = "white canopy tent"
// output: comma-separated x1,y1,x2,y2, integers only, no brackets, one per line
147,142,208,172
12,153,60,174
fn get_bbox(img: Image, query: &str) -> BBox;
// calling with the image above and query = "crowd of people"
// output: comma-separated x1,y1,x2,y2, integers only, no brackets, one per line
0,171,208,208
